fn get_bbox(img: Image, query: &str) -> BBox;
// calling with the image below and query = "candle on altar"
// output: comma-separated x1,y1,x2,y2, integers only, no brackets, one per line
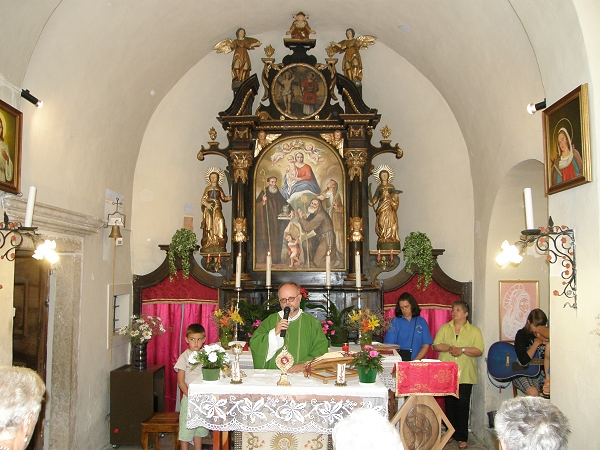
524,188,534,229
336,363,346,385
24,186,37,227
355,251,361,288
325,250,331,287
235,253,242,288
266,251,272,286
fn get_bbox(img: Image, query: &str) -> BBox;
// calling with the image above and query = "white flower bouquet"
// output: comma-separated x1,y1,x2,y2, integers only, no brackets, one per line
189,343,230,370
117,314,166,344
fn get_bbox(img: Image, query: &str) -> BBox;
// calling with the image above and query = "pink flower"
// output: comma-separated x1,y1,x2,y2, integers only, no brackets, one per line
252,320,261,328
330,330,335,335
364,345,373,350
369,350,379,358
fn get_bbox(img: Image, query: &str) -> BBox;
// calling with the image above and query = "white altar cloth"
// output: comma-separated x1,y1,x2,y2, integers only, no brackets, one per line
187,369,388,435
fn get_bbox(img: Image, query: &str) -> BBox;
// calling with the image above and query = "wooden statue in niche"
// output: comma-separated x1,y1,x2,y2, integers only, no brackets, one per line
369,165,402,251
200,167,231,253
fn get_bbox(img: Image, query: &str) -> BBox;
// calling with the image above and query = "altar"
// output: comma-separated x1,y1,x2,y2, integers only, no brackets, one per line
187,369,388,449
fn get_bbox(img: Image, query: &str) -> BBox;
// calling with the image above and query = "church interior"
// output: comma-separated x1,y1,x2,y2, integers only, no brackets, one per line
1,1,599,449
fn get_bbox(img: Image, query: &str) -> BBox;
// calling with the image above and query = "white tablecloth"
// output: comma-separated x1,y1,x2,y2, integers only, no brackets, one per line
234,344,401,391
187,369,388,434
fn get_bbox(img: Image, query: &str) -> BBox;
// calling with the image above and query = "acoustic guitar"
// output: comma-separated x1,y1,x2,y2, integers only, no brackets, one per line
487,341,543,381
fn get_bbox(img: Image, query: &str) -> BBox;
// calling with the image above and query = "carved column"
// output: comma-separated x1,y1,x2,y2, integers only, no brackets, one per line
344,147,368,282
229,148,253,282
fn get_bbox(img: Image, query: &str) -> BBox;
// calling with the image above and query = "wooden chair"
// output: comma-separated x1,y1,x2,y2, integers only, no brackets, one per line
141,412,180,450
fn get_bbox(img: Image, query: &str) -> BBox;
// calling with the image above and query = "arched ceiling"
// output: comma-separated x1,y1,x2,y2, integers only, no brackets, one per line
0,0,585,223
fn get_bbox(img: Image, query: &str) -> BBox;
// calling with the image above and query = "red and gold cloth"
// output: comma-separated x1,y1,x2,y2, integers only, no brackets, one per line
395,361,459,397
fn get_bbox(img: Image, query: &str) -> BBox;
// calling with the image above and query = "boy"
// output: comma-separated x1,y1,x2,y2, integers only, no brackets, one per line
174,323,209,450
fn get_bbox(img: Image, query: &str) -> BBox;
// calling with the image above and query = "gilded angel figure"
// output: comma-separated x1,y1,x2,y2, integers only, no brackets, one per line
213,28,262,85
329,29,376,83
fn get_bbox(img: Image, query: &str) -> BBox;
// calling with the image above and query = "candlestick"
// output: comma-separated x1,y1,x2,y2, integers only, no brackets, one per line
355,251,361,288
24,186,37,227
235,253,242,288
325,250,331,287
266,251,272,287
524,188,534,229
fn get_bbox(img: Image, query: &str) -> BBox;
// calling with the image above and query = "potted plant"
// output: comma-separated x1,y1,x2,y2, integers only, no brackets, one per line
305,297,355,347
188,343,230,382
213,308,244,349
402,231,434,289
168,228,197,281
237,296,279,342
117,314,166,369
347,308,384,348
349,344,384,384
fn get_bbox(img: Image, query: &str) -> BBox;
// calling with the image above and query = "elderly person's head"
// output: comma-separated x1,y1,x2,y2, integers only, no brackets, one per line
332,408,403,450
495,397,570,450
0,366,46,450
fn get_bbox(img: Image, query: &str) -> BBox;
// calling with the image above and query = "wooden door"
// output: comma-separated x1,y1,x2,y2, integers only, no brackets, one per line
13,251,49,450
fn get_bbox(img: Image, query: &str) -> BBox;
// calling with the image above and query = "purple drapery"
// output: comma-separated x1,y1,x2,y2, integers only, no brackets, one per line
142,302,218,412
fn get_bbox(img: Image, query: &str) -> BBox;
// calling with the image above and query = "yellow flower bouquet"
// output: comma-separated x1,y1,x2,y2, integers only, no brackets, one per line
213,308,244,348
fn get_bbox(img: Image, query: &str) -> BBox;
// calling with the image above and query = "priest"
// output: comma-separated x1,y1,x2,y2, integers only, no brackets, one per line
250,282,329,372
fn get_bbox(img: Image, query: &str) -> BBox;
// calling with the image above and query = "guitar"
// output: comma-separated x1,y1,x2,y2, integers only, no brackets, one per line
487,341,543,381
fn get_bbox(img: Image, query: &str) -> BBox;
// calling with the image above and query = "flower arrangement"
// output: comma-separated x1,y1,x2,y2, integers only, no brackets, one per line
168,228,198,280
118,314,166,344
213,308,244,333
347,308,383,335
188,343,230,370
299,287,309,309
403,231,434,289
321,319,335,339
350,345,384,373
237,296,278,338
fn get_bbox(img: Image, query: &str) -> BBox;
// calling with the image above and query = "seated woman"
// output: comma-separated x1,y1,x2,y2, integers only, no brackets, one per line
513,309,549,397
384,292,433,361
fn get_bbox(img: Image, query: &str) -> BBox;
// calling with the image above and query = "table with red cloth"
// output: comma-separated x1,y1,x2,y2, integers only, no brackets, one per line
392,361,459,450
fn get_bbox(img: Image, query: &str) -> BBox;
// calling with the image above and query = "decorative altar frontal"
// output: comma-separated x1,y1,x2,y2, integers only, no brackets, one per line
187,369,388,434
395,361,460,397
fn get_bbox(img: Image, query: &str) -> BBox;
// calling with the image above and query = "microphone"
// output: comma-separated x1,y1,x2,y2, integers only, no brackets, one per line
280,306,291,337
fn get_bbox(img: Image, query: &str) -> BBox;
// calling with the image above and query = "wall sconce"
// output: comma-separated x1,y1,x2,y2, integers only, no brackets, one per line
21,89,43,108
0,216,58,264
497,216,576,309
104,200,126,242
527,98,546,115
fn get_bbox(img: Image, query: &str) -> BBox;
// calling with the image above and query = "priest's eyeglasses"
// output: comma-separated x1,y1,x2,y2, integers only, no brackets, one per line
279,295,299,304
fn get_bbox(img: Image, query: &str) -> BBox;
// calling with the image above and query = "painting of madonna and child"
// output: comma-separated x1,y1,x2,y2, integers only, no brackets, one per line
253,136,346,272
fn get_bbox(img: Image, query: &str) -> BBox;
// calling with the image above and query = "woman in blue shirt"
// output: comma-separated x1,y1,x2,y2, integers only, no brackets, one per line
384,292,433,361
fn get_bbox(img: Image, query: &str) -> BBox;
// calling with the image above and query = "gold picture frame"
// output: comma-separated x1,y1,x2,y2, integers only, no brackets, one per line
0,98,23,195
543,84,591,194
499,280,539,342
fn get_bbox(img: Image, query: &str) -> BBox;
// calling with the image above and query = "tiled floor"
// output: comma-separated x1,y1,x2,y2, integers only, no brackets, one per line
109,430,491,449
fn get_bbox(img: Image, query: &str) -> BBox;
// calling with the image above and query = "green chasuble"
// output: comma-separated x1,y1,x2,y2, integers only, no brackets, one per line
250,311,329,369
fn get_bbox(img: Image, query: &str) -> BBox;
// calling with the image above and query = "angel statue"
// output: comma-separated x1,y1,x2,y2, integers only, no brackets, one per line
213,28,262,86
329,29,376,84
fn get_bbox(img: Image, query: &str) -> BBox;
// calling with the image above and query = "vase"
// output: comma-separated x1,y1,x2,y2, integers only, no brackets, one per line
330,329,349,347
202,367,220,382
357,367,378,384
220,329,233,349
131,342,147,370
360,331,373,349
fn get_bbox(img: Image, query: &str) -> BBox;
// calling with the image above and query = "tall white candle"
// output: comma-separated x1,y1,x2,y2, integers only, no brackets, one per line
235,253,242,288
266,251,272,287
325,250,331,287
524,188,534,229
24,186,37,227
355,251,361,288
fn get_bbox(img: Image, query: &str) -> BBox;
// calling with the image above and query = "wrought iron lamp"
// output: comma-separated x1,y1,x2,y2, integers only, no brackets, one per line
0,213,58,263
496,216,576,309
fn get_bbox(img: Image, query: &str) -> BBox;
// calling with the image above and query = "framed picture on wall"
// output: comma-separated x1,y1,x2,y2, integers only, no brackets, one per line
0,99,23,195
499,280,539,341
543,84,591,194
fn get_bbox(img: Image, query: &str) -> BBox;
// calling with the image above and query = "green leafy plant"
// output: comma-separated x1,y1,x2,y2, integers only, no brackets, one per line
237,296,280,338
349,345,384,373
188,343,230,370
305,297,355,335
168,228,197,280
403,231,434,289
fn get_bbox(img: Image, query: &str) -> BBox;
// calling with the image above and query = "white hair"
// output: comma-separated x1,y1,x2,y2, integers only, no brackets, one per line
0,366,46,440
495,397,570,450
332,408,404,450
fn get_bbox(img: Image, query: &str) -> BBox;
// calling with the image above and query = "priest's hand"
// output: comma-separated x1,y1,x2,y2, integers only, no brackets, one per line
275,318,289,335
288,363,306,374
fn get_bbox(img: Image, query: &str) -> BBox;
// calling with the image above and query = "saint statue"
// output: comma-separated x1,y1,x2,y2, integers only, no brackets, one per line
286,12,316,40
329,29,376,84
213,28,262,86
200,170,232,252
369,167,401,250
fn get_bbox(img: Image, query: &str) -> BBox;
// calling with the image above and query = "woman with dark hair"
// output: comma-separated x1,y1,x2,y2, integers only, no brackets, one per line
384,292,433,361
513,308,549,397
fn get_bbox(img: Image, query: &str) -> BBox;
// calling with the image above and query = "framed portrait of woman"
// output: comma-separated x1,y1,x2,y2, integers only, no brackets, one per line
499,280,539,342
0,99,22,195
543,84,591,194
252,135,346,272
